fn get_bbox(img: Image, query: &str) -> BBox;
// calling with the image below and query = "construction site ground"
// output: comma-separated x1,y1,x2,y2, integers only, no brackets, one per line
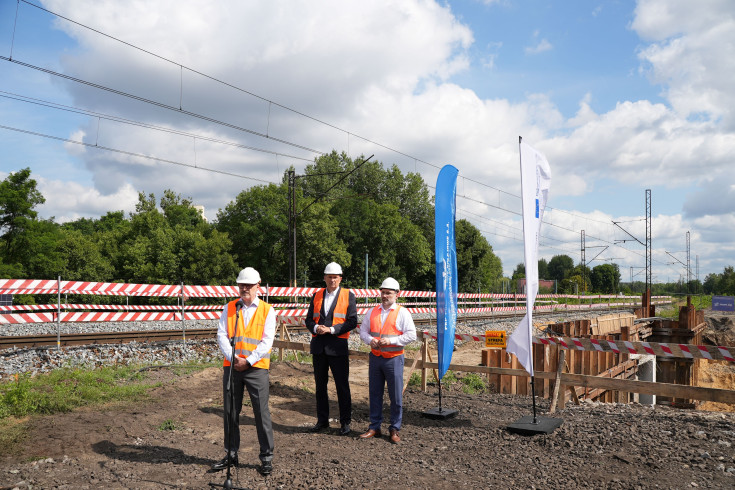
1,313,735,489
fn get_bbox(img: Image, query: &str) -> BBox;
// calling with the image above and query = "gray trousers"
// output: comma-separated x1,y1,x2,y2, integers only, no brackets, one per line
222,366,274,463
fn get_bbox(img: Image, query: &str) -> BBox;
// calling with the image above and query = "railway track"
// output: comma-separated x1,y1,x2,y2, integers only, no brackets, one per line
0,328,217,350
0,307,636,350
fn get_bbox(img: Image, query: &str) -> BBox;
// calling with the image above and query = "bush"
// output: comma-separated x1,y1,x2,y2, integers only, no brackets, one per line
460,373,486,394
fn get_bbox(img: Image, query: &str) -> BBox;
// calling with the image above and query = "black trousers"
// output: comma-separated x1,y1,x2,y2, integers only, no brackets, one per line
222,366,274,463
312,353,351,425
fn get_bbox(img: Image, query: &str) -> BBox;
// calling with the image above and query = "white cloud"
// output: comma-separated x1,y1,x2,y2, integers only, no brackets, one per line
63,130,87,155
9,0,731,281
632,0,735,128
525,38,553,55
38,178,139,223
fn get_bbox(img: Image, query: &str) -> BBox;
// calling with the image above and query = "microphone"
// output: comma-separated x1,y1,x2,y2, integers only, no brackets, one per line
231,299,246,348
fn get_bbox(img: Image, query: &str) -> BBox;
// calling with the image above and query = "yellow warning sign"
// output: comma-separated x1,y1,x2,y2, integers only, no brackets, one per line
485,330,506,348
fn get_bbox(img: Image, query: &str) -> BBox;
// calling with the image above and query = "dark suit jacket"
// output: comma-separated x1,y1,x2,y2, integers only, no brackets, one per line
305,287,358,356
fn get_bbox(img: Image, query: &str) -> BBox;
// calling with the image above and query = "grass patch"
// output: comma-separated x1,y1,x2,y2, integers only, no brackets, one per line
656,295,711,319
439,370,457,385
0,365,160,419
459,373,487,395
0,417,29,456
270,351,312,364
408,372,422,387
157,418,180,431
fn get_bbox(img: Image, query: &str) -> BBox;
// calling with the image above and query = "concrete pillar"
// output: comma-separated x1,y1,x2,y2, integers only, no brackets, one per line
633,354,656,405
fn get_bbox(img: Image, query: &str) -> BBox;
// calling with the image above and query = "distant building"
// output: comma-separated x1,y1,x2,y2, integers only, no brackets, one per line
516,278,555,293
193,205,208,223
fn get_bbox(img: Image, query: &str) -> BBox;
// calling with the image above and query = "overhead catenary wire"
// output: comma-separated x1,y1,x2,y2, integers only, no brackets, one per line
0,124,277,185
0,91,313,163
1,1,685,280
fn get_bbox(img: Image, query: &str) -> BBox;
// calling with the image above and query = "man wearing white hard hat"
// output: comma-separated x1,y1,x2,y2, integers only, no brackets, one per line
305,262,358,436
213,267,275,476
359,277,416,443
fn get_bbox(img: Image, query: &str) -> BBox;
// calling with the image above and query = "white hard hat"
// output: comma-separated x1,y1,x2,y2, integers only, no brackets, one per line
236,267,261,284
380,277,400,291
324,262,343,275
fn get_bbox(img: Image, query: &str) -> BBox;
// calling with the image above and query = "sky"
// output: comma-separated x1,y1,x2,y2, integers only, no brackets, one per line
0,0,733,286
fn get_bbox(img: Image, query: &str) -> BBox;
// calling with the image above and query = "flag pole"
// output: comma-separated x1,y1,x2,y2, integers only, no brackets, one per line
507,136,561,435
519,136,537,424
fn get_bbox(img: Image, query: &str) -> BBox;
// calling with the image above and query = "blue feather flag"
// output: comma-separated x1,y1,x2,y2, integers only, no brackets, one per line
435,165,459,380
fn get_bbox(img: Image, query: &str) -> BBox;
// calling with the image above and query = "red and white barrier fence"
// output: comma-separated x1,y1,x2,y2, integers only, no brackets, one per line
0,278,663,301
419,331,735,363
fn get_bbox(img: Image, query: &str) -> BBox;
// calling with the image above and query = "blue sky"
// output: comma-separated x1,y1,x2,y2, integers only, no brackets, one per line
0,0,733,285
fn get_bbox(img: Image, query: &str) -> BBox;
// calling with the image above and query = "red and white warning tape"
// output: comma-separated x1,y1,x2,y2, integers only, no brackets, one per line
418,330,735,363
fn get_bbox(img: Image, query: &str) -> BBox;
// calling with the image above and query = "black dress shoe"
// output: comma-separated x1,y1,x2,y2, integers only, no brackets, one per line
339,423,351,436
259,461,273,476
309,421,329,432
211,454,238,471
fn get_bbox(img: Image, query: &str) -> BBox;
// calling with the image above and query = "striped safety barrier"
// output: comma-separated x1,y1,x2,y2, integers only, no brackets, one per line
419,331,735,363
0,279,656,302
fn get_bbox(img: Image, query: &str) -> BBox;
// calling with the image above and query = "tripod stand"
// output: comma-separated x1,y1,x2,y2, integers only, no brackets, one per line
210,307,247,490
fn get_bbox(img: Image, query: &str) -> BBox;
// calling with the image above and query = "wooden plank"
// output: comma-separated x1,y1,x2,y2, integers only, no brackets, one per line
421,336,428,392
500,351,513,394
402,348,423,395
513,356,526,395
533,343,546,397
419,361,735,404
549,349,565,414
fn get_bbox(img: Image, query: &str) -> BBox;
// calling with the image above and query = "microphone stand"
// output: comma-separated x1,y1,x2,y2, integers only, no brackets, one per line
210,303,247,490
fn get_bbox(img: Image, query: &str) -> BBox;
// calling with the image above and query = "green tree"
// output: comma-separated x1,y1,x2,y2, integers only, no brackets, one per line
538,258,549,280
720,266,735,295
703,272,719,294
160,189,205,228
13,219,64,278
511,263,525,282
217,182,294,284
295,152,436,289
590,263,620,294
117,191,236,285
56,228,115,281
572,263,591,292
454,219,502,293
0,168,45,265
548,254,574,282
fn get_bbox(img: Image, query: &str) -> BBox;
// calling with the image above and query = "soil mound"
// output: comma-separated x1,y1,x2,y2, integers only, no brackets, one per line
703,312,735,347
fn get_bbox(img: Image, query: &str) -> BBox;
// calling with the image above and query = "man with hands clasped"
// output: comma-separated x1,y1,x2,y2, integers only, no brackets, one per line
305,262,358,436
359,277,416,444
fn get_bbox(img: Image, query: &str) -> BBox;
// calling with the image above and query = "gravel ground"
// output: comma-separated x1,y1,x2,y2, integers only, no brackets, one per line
1,359,733,489
2,309,735,489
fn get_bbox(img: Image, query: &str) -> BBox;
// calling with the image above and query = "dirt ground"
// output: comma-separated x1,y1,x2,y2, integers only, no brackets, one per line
2,341,735,490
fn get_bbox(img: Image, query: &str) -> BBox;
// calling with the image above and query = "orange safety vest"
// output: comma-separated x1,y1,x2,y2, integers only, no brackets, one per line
224,299,272,369
312,288,351,339
369,305,404,358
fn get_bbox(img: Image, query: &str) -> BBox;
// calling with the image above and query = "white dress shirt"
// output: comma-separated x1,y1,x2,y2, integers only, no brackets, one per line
323,288,339,334
359,302,416,346
217,297,276,366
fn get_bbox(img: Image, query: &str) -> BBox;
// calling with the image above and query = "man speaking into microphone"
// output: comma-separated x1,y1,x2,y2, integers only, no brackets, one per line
213,267,276,476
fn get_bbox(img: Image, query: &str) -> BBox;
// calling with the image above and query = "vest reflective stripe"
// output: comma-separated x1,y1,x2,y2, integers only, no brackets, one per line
369,305,404,358
224,300,272,369
312,288,352,339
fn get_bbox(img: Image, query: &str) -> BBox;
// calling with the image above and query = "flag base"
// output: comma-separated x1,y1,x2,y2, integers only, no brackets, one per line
507,415,562,435
422,407,458,420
